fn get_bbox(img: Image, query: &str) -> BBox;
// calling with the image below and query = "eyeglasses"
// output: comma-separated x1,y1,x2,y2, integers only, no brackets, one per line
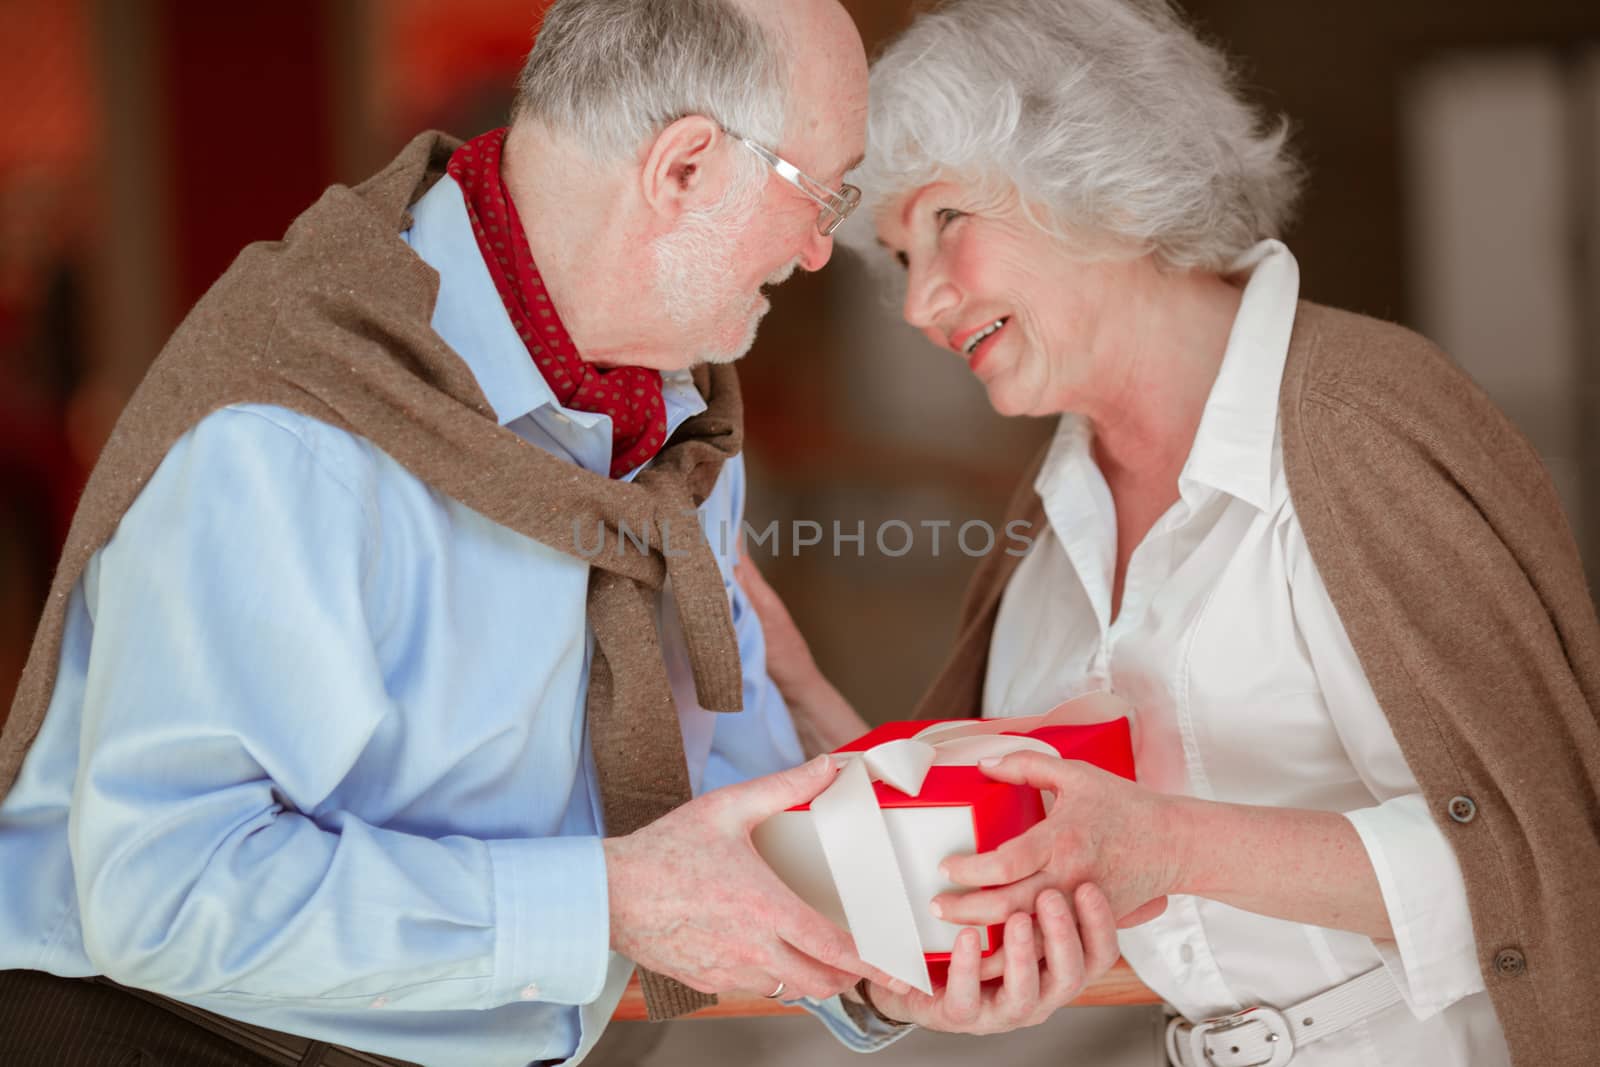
738,138,861,237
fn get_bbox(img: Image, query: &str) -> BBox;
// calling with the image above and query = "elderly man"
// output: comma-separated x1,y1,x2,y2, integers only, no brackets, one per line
0,1,936,1064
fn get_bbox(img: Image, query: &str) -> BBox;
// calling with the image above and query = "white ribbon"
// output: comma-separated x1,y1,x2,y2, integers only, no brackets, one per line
799,692,1135,994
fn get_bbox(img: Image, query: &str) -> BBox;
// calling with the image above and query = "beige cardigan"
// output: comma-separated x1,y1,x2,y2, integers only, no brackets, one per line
914,302,1600,1066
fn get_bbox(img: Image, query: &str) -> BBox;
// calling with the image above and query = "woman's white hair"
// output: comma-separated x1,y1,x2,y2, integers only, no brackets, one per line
513,0,788,165
853,0,1302,271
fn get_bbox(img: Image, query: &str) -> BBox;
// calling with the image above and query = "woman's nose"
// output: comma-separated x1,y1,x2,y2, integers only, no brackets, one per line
902,262,957,334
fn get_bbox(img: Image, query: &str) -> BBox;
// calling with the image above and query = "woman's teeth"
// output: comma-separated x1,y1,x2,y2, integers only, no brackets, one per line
964,318,1008,355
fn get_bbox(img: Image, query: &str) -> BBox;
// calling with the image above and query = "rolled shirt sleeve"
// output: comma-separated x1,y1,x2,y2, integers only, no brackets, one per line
1288,518,1486,1018
1342,795,1485,1017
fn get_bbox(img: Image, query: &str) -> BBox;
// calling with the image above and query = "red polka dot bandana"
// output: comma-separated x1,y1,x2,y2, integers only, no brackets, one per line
447,128,668,478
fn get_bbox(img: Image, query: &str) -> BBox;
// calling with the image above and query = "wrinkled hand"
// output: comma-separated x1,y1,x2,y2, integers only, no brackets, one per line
863,885,1120,1034
604,755,910,1000
935,752,1181,931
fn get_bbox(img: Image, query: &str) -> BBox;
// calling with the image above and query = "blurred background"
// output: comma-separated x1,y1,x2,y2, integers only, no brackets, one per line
1,0,1597,1063
5,0,1598,725
1,0,1599,717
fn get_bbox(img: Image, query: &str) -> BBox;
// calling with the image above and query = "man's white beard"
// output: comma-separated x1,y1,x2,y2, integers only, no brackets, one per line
651,168,792,366
696,255,803,366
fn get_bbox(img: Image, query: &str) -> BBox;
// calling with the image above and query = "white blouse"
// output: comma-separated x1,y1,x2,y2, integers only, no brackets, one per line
983,242,1510,1067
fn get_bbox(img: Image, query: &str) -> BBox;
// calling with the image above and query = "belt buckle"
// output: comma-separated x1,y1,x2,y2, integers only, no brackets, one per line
1176,1005,1295,1067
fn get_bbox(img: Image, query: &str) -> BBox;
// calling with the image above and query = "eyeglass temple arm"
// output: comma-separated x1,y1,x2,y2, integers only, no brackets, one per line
741,137,847,211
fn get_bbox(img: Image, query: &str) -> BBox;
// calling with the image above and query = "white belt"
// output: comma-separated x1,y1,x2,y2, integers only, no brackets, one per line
1165,966,1403,1067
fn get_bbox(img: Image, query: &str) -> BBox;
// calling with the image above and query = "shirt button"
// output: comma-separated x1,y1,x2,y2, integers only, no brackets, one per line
520,983,542,1001
1494,948,1526,978
1179,943,1195,964
1447,796,1477,823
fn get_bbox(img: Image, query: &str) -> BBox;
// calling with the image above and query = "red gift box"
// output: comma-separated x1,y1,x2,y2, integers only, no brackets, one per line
754,695,1136,992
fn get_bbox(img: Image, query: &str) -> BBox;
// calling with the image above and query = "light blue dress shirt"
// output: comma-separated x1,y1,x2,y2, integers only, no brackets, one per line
0,175,904,1065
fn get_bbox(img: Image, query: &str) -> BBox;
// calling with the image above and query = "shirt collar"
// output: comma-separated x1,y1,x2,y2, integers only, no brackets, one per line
1035,239,1301,514
401,174,706,434
1178,239,1300,512
405,174,554,426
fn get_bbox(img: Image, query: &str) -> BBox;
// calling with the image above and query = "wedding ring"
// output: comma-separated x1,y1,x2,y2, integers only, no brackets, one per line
763,980,786,1000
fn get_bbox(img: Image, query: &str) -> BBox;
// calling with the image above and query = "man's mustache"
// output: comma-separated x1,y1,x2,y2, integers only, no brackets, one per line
764,257,803,288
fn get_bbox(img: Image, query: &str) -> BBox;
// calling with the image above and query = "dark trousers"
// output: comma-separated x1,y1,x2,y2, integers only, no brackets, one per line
0,969,273,1066
0,970,425,1067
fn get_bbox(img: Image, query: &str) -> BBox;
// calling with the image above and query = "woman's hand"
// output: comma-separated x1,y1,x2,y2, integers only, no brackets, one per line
938,751,1397,940
934,753,1183,931
861,884,1119,1034
734,554,869,755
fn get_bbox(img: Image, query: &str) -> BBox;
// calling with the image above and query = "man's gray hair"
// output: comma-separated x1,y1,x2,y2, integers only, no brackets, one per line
513,0,789,164
855,0,1302,271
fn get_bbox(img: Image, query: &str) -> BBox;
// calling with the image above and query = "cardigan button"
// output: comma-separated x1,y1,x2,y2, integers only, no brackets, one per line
1494,949,1526,978
1447,795,1477,823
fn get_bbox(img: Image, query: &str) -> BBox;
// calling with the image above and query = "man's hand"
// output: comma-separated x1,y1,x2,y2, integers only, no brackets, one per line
862,885,1120,1034
604,755,911,1000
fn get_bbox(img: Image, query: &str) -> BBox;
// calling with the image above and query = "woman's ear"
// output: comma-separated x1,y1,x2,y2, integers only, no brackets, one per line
639,115,729,224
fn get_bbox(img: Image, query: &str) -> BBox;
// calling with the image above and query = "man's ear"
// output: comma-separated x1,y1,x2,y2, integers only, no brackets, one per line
640,115,731,223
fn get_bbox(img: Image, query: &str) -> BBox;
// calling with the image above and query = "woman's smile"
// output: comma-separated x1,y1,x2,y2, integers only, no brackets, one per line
954,316,1012,373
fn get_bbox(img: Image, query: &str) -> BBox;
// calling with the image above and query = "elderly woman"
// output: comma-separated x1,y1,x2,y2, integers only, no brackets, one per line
742,0,1600,1063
